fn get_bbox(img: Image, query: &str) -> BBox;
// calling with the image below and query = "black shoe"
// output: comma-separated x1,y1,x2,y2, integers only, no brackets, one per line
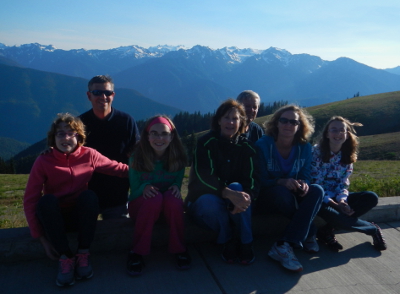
127,252,145,276
175,251,191,270
239,242,255,265
372,223,387,251
317,226,343,252
221,239,238,264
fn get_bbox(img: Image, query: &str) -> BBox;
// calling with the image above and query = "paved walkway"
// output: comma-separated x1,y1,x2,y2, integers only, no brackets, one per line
1,221,399,294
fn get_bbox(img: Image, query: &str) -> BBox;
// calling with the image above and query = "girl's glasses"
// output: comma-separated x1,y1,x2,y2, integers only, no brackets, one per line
328,129,347,134
56,131,78,138
149,131,171,139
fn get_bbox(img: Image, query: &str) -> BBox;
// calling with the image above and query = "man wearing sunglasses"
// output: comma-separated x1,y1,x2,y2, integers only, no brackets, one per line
80,75,140,219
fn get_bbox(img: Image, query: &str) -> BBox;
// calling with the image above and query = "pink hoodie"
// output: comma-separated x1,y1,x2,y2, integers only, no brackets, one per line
23,146,129,238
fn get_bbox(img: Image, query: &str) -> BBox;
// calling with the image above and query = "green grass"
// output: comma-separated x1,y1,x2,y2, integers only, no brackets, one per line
351,161,400,196
1,160,399,229
0,174,29,229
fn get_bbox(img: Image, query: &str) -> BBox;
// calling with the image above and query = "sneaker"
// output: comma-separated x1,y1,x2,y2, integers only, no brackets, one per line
317,226,343,252
239,242,255,265
175,251,191,270
268,242,303,272
75,250,93,280
221,239,238,264
372,223,387,251
303,235,319,253
56,255,75,287
127,252,145,276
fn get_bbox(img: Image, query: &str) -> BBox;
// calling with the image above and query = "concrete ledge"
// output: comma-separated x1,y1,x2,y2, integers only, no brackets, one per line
361,196,400,222
1,196,399,263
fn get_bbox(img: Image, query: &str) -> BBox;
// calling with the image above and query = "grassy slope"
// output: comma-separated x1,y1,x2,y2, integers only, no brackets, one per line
359,132,400,160
306,91,400,137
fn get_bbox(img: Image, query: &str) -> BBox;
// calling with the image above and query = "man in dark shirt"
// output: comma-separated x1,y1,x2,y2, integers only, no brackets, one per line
80,75,140,219
236,90,264,143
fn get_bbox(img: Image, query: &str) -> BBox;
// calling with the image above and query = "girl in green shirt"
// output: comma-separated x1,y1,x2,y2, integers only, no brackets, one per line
126,115,190,275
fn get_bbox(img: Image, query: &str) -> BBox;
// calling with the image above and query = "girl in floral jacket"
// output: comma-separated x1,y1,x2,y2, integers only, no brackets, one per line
311,116,386,252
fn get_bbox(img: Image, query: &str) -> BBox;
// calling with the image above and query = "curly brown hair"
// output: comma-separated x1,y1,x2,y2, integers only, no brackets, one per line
263,104,314,144
47,113,86,148
131,115,187,172
318,116,363,164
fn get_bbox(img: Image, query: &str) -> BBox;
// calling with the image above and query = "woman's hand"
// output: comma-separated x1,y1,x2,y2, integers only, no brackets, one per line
278,178,308,196
168,185,182,199
297,180,309,197
143,185,159,199
39,236,59,260
222,188,251,214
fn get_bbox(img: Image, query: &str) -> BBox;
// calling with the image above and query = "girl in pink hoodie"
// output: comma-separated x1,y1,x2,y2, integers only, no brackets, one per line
23,113,128,287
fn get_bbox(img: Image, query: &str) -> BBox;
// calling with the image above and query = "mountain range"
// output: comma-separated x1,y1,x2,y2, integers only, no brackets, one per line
1,42,400,147
0,63,181,144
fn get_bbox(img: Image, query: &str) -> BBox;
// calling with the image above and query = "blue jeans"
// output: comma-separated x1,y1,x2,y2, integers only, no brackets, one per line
186,183,253,244
36,190,99,254
257,184,324,247
317,191,379,236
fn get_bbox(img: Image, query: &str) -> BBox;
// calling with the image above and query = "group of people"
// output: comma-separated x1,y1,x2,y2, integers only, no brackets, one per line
23,76,387,287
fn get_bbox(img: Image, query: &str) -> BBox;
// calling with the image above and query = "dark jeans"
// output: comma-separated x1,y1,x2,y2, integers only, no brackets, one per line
257,184,324,247
36,190,99,254
317,191,379,236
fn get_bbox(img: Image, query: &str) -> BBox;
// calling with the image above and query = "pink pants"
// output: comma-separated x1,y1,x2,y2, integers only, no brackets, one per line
128,189,186,255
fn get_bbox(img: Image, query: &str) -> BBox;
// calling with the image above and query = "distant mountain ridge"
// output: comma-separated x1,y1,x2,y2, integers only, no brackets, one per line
0,63,182,144
1,42,400,114
0,43,262,79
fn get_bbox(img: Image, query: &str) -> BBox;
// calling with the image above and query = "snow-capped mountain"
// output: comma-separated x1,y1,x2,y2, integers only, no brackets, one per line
1,42,400,115
0,42,306,78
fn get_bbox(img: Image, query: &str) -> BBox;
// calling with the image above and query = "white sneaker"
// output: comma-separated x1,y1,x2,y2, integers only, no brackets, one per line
303,235,319,253
268,242,303,272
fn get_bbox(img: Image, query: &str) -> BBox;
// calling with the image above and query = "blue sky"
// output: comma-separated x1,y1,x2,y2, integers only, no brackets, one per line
1,0,399,69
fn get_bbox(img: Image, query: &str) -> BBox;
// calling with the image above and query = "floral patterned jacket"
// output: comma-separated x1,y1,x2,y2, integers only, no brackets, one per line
311,145,352,203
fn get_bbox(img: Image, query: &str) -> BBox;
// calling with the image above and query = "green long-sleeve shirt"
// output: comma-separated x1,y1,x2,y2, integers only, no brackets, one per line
128,158,184,201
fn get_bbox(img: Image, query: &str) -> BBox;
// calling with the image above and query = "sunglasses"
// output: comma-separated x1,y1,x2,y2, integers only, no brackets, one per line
278,117,301,126
89,90,114,96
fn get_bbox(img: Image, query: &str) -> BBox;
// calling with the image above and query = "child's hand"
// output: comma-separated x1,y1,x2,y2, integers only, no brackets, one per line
168,185,182,198
39,236,59,260
143,185,159,199
338,200,354,216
